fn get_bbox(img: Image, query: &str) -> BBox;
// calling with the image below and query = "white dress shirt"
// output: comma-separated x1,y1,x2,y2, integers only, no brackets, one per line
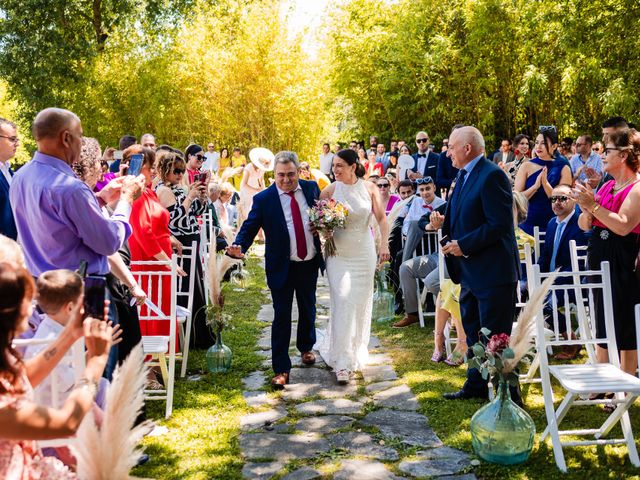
415,153,428,175
401,194,446,236
202,151,220,172
276,184,316,261
24,315,75,408
319,152,334,175
0,160,12,185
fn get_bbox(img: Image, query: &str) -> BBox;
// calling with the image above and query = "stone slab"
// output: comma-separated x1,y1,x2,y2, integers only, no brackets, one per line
283,369,357,400
257,335,271,350
327,432,399,461
242,371,267,390
242,461,283,479
294,398,364,415
399,445,472,477
281,467,322,480
368,336,382,349
365,380,399,394
243,391,279,408
362,365,398,383
333,459,403,480
361,409,442,447
372,384,420,411
367,353,393,365
294,415,355,434
240,433,330,460
240,407,288,431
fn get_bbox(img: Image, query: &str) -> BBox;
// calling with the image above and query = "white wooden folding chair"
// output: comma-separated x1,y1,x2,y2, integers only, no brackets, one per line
569,239,589,272
131,257,177,419
531,262,640,472
533,226,545,261
175,240,197,378
415,230,440,328
13,336,86,448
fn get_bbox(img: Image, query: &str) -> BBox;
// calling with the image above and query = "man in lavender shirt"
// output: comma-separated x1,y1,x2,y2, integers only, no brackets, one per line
10,108,143,276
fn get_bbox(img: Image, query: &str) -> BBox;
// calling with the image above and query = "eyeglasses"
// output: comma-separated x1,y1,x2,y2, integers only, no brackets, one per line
604,147,623,155
0,135,18,144
377,183,390,188
416,138,429,144
173,168,185,175
550,195,569,203
414,176,433,185
539,125,557,134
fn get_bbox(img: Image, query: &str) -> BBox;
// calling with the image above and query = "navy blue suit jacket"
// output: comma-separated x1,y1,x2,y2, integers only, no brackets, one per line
442,158,519,289
537,208,589,273
436,150,458,191
411,151,439,180
234,180,324,290
0,166,17,240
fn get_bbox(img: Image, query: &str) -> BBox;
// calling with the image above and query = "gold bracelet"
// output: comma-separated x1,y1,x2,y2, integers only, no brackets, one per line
591,204,601,215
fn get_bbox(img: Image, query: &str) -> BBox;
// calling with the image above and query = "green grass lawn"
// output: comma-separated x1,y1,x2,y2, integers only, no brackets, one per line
372,318,640,480
133,256,268,480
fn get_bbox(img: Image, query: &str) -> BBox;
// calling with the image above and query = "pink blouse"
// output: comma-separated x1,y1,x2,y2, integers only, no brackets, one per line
593,179,640,234
0,373,75,479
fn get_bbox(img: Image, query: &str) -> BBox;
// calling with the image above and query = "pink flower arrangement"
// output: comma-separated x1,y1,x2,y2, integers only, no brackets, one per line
486,333,511,355
307,199,348,257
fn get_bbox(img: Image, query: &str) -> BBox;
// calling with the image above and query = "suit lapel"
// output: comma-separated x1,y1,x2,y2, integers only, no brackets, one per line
300,180,317,209
0,170,9,193
267,184,288,232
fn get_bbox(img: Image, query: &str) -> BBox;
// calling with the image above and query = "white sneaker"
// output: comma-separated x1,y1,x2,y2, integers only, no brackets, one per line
336,369,350,384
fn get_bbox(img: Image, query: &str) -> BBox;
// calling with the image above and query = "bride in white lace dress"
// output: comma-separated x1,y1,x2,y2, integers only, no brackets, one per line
317,149,390,383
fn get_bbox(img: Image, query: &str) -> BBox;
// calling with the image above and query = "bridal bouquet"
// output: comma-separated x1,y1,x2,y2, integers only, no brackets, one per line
308,199,349,257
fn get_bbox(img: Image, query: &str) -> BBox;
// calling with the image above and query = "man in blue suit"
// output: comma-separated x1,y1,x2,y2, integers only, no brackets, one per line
227,151,324,388
537,184,590,359
441,126,520,401
410,131,439,187
0,118,18,240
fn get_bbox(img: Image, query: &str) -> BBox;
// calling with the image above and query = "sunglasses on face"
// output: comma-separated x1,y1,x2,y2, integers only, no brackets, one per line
377,183,390,188
195,155,205,161
604,147,621,155
416,138,429,144
173,168,185,175
415,176,434,185
550,195,568,203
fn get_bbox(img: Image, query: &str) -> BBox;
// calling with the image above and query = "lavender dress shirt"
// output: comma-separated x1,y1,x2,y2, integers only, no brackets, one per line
10,152,132,275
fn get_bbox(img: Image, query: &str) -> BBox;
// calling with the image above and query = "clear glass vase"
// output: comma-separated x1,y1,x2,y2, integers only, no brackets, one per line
470,380,535,465
206,333,232,373
372,263,395,322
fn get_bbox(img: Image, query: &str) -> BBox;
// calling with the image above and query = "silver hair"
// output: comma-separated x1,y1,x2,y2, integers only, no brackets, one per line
274,151,300,168
207,182,221,194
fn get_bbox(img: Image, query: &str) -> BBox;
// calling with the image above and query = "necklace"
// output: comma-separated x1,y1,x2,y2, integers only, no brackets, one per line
612,177,635,193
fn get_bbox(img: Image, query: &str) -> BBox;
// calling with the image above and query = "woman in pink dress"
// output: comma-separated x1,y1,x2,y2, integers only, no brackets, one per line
0,262,115,479
575,127,640,376
376,176,399,215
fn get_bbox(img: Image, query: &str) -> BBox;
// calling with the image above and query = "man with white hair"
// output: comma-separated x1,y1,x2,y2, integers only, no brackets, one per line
441,126,520,402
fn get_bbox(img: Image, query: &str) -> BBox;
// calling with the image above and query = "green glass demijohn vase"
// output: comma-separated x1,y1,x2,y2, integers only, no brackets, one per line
470,380,535,465
206,333,232,373
372,263,395,322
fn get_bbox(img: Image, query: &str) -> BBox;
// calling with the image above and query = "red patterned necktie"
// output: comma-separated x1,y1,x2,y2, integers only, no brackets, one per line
286,191,308,260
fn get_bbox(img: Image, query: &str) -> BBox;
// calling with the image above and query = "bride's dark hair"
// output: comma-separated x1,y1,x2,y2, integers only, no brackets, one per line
335,149,365,178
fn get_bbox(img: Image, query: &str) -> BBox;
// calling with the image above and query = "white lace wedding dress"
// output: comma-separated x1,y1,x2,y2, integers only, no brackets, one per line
318,179,376,372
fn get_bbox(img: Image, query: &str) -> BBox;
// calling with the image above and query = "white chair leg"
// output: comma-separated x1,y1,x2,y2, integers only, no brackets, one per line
521,352,540,384
180,315,193,378
621,408,640,467
158,353,169,387
541,393,576,440
596,394,637,438
166,350,176,419
416,279,425,328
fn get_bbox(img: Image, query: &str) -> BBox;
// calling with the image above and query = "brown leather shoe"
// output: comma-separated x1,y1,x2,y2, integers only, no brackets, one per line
301,351,316,365
271,372,289,390
392,314,419,328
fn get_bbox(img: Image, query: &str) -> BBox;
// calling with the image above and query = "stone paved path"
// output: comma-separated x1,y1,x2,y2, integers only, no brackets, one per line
240,268,476,479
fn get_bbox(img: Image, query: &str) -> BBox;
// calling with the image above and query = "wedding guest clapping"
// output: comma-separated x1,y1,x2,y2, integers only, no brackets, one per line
575,128,640,376
0,262,116,479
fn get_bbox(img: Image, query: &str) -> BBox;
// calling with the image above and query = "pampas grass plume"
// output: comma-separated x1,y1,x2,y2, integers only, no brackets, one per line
73,344,151,479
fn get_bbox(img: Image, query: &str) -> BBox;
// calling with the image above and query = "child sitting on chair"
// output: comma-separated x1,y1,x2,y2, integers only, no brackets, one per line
25,270,108,410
